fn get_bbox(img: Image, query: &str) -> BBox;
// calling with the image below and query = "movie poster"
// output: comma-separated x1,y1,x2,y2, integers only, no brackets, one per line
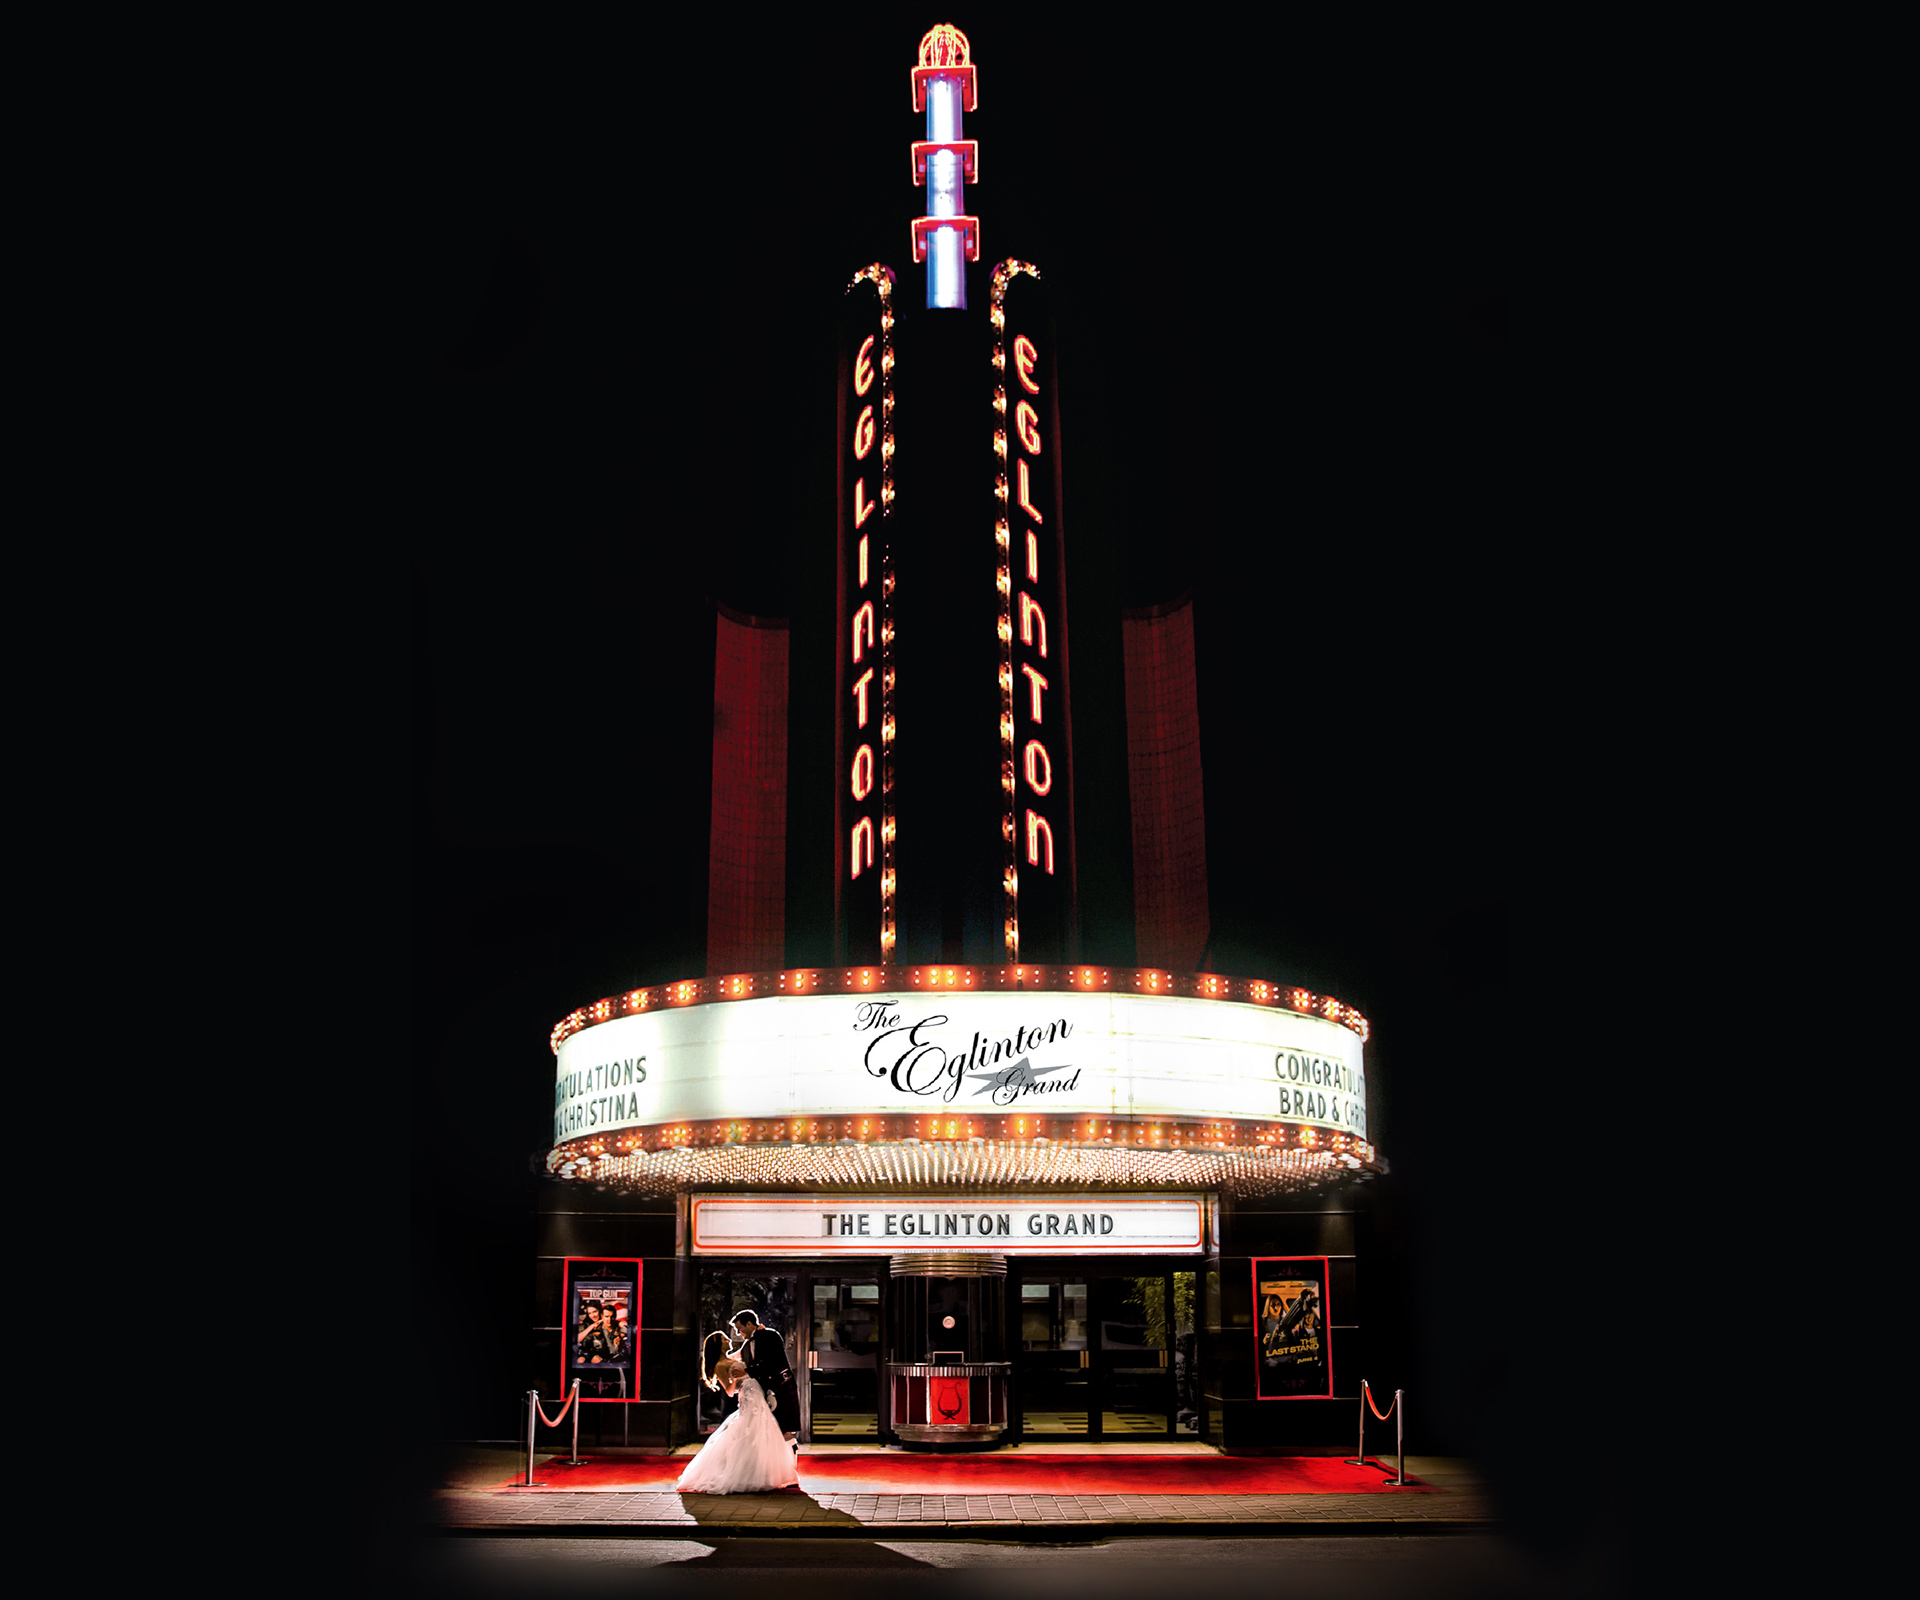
1252,1256,1332,1399
563,1257,641,1402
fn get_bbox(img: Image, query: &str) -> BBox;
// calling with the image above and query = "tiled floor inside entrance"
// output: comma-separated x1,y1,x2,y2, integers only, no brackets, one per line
809,1412,879,1437
813,1411,1195,1438
1017,1410,1201,1435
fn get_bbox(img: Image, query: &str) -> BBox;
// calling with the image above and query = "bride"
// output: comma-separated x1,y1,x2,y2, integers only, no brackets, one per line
676,1331,799,1494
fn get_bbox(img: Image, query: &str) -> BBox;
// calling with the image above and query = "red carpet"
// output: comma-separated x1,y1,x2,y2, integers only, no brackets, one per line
499,1452,1426,1493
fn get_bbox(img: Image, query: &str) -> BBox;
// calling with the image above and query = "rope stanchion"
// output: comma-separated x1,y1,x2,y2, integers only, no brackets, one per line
557,1379,583,1466
1343,1378,1410,1486
511,1379,585,1486
516,1390,546,1488
532,1381,577,1430
1344,1379,1372,1466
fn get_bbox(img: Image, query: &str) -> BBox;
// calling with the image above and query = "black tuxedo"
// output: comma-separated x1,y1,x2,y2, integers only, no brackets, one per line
739,1325,799,1433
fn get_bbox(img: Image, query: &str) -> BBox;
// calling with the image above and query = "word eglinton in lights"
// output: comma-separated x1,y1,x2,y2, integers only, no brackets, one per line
910,24,979,310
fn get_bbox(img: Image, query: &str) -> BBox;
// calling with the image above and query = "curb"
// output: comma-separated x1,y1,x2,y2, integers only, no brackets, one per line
431,1518,1497,1540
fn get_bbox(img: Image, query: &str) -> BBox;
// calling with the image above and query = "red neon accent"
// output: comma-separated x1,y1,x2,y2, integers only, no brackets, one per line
911,140,979,185
1024,739,1053,796
1017,460,1043,523
852,602,875,663
709,610,789,976
1026,529,1039,582
854,404,876,460
859,535,869,587
561,1258,645,1405
911,65,977,114
1013,335,1040,395
851,744,874,802
851,817,875,880
1020,662,1049,722
854,335,876,397
1019,592,1047,657
854,477,876,527
1015,399,1041,455
1123,599,1209,973
1250,1258,1335,1401
1026,810,1054,874
852,667,874,728
910,215,980,264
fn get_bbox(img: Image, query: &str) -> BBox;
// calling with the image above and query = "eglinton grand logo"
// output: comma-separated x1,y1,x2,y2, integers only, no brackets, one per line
855,1001,1078,1105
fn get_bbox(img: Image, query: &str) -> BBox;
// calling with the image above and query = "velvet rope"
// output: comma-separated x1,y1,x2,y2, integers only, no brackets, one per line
533,1382,579,1430
1364,1382,1397,1421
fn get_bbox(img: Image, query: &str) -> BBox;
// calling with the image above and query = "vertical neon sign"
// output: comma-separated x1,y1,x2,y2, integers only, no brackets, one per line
840,265,897,964
992,259,1053,959
910,25,979,311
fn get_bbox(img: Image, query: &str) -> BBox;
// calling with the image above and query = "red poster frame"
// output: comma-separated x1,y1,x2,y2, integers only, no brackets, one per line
1251,1255,1333,1400
562,1256,643,1405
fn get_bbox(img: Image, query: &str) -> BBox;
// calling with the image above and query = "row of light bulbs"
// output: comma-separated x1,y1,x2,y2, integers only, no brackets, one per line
551,1139,1371,1198
552,965,1370,1054
555,1116,1372,1160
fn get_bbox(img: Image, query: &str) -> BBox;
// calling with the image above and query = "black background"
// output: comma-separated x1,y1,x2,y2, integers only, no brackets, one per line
383,11,1647,1580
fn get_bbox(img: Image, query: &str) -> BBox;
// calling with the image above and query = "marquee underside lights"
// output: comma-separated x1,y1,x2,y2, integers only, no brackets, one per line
549,1138,1377,1199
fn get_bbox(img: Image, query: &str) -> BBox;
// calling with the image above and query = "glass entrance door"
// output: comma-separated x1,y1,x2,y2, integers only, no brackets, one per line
805,1273,881,1438
695,1267,798,1436
1093,1274,1173,1436
1015,1275,1091,1434
1014,1266,1197,1438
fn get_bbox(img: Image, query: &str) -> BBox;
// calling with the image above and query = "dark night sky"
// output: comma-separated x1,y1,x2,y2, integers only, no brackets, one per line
393,14,1644,1568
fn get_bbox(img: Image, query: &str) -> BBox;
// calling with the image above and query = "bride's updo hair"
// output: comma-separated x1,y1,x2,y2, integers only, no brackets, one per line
700,1330,732,1391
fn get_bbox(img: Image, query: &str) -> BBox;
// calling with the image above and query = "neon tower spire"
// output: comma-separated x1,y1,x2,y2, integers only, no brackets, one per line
910,24,979,310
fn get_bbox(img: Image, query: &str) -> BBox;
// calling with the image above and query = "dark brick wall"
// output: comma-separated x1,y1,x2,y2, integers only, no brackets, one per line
531,1186,695,1449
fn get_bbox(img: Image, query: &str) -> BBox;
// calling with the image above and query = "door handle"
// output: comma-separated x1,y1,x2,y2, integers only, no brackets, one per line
1158,1350,1168,1369
808,1351,818,1369
1079,1351,1089,1369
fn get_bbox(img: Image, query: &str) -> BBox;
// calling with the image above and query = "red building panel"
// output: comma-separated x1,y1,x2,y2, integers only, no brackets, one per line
1121,597,1209,972
707,606,789,976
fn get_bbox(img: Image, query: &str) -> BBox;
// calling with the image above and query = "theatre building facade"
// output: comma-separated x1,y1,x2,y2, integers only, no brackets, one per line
532,26,1388,1453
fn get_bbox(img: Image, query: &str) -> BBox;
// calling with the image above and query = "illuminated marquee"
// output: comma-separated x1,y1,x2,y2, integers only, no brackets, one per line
692,1194,1204,1255
549,984,1369,1148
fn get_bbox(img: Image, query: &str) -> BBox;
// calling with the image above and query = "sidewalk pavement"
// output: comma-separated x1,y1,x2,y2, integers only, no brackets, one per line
433,1445,1495,1537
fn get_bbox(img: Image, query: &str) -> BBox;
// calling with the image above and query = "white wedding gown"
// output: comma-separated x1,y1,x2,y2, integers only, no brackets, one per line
676,1378,799,1493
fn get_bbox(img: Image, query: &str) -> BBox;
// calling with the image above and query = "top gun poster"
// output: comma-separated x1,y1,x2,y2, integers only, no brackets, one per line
1252,1257,1332,1399
563,1257,641,1402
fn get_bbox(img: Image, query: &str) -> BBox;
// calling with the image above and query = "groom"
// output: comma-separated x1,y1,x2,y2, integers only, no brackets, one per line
730,1308,800,1453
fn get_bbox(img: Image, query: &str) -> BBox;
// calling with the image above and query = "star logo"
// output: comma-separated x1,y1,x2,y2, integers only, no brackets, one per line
965,1056,1074,1098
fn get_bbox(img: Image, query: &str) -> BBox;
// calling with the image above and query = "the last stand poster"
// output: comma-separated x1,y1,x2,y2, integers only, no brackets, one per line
1253,1257,1333,1399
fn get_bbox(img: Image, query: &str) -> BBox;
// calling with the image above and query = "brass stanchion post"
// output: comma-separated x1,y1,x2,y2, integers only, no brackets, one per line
1344,1378,1371,1467
513,1389,549,1488
564,1379,584,1465
1382,1389,1405,1486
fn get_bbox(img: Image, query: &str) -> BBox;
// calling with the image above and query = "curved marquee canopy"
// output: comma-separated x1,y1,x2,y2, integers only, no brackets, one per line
546,965,1384,1195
